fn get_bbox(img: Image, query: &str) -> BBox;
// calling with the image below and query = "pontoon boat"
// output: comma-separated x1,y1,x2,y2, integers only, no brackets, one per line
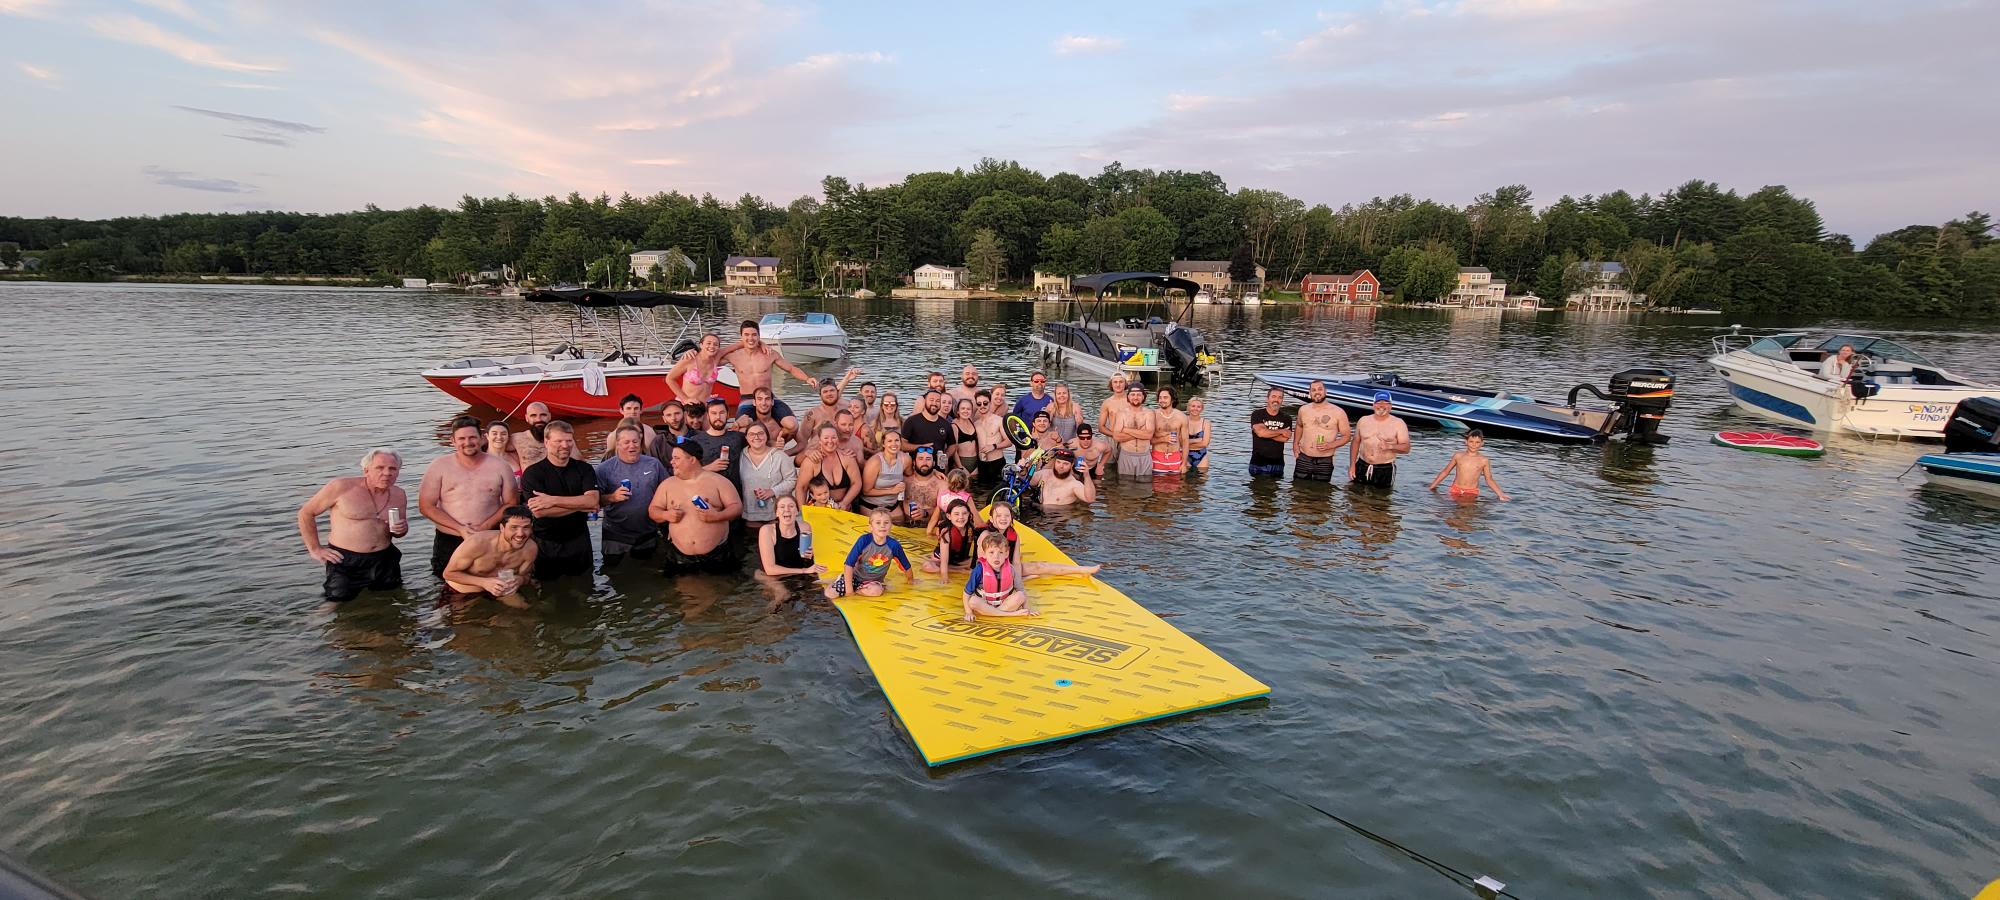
1033,272,1221,385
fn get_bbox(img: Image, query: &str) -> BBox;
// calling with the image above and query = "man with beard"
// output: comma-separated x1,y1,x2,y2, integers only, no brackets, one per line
298,448,410,607
1249,386,1294,478
793,377,848,457
1073,424,1109,479
1033,448,1097,506
419,415,519,577
1349,392,1411,488
519,421,600,579
443,506,539,608
734,386,797,448
925,371,949,397
649,401,696,461
1293,380,1351,483
856,381,879,428
594,424,666,568
900,389,955,455
512,402,553,467
650,442,743,574
717,319,823,423
901,445,948,528
687,397,748,490
834,407,869,459
948,365,982,406
1151,387,1189,476
1108,384,1157,480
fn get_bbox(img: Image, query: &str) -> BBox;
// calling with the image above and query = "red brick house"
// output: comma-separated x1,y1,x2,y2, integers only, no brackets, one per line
1300,270,1380,304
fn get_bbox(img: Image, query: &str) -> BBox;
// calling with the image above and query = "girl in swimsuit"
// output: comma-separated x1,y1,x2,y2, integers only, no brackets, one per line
666,333,724,404
1184,396,1211,473
979,501,1099,580
929,468,983,533
949,398,981,473
923,499,979,583
485,421,522,477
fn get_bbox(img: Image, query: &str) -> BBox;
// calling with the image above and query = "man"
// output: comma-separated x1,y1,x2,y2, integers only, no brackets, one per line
650,442,743,573
834,407,869,459
925,371,948,397
649,401,696,461
298,448,409,606
1074,424,1109,479
1152,387,1189,476
600,394,658,459
1109,384,1157,479
419,415,519,577
973,389,1008,484
1034,448,1097,506
1819,343,1858,382
949,365,982,405
442,506,539,608
793,377,848,457
900,389,955,455
519,420,600,579
1097,372,1129,470
1009,370,1053,423
903,446,948,528
735,386,797,448
1350,392,1412,488
1249,387,1293,478
595,424,666,568
718,319,819,424
1292,380,1351,483
686,397,748,489
513,402,553,467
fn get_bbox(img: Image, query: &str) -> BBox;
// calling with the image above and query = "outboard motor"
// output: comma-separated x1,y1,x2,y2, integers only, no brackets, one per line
1569,368,1675,444
1160,324,1205,384
1943,396,2000,454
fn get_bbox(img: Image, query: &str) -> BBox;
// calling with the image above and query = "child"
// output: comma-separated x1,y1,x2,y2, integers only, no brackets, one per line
980,501,1100,579
826,506,914,598
963,531,1035,621
928,468,983,536
924,499,980,585
1426,429,1511,501
805,476,835,509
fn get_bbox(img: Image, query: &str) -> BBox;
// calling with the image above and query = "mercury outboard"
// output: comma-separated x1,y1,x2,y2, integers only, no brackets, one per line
1943,396,2000,454
1567,368,1675,444
1158,322,1209,385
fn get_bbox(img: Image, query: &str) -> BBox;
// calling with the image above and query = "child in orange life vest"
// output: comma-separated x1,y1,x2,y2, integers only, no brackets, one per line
962,531,1035,621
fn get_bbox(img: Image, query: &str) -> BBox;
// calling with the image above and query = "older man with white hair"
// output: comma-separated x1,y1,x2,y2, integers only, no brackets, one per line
298,448,410,606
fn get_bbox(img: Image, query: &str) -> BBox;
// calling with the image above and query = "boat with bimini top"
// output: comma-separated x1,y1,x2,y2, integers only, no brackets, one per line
1033,272,1221,385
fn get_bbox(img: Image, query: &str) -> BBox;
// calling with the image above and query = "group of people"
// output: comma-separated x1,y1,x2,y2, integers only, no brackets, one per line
1247,379,1510,500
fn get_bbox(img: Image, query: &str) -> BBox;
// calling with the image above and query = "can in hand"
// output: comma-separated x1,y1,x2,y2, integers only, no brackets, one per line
386,506,405,530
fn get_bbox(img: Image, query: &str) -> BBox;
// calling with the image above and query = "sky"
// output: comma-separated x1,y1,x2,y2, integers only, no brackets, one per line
3,0,1995,241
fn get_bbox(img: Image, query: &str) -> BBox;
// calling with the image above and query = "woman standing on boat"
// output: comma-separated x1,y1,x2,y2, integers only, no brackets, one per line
948,397,981,473
485,421,523,477
665,333,724,405
1045,383,1084,448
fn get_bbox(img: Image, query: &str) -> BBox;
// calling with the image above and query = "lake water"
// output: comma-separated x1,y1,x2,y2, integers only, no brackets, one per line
1,283,1996,899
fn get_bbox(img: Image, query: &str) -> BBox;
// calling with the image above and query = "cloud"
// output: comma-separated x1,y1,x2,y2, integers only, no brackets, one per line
133,0,211,27
1291,21,1363,55
142,165,257,193
1053,34,1123,55
16,61,56,81
216,81,279,91
629,158,685,167
790,51,890,71
87,14,281,72
172,105,323,133
227,132,292,146
0,0,58,17
1168,93,1218,112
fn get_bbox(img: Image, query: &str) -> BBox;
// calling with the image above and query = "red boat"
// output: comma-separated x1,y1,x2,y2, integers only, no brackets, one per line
420,345,593,406
460,359,739,418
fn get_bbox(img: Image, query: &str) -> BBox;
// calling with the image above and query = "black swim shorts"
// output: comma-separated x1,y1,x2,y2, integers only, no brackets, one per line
977,458,1004,486
661,541,740,575
324,544,404,603
600,528,660,568
430,532,464,578
1294,454,1337,482
1352,461,1395,488
535,533,595,580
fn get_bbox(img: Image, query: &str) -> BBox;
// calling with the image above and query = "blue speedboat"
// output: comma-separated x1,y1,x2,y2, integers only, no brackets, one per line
1918,453,2000,497
1256,370,1676,444
1918,397,2000,496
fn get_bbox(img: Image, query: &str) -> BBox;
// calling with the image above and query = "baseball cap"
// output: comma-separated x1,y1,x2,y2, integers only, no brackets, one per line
1372,391,1393,403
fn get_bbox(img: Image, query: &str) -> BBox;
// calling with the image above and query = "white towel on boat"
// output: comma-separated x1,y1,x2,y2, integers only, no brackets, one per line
582,362,609,396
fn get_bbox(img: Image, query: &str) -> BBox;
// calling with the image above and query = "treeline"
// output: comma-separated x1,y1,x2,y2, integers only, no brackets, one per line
3,159,1996,317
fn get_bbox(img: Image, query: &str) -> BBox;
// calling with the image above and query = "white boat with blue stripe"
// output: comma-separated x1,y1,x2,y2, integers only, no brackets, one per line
1918,453,2000,497
1706,330,1996,439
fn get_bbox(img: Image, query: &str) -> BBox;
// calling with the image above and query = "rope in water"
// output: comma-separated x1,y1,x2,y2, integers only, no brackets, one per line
1150,730,1525,899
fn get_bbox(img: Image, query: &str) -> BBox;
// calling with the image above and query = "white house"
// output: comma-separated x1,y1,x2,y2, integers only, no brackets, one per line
1446,266,1509,307
913,264,971,290
1566,261,1642,310
629,249,680,280
1033,271,1071,296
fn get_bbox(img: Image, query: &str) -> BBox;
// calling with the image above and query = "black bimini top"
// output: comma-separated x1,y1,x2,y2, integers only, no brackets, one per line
1070,272,1202,298
524,288,707,309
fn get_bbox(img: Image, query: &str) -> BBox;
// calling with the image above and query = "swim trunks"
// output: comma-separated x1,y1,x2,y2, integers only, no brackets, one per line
324,544,403,603
737,398,796,421
1448,485,1479,499
430,532,464,578
1151,450,1184,476
1294,454,1337,482
828,574,886,597
535,533,595,579
1116,449,1152,479
600,528,660,567
977,458,1004,486
1352,461,1395,488
661,541,740,575
1248,463,1285,477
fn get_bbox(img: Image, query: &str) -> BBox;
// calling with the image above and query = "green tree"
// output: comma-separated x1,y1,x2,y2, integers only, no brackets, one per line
1036,223,1086,276
1400,244,1459,302
1532,254,1565,300
1227,243,1257,287
0,241,21,269
966,228,1006,287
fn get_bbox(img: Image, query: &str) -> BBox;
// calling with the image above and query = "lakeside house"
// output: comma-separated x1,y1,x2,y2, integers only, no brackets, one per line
913,263,971,291
1170,259,1265,297
629,249,680,280
1566,261,1642,310
1447,266,1509,307
1033,271,1071,297
1300,270,1380,304
725,255,781,294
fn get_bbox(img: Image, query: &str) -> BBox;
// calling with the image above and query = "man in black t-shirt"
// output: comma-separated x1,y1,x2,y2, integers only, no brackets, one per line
1249,387,1293,477
519,421,600,579
900,389,955,454
685,397,748,490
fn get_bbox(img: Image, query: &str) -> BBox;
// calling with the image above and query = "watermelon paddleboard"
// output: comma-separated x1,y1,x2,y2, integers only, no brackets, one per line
1711,431,1825,458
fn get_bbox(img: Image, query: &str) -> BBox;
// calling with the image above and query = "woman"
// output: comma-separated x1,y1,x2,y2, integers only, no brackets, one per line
1183,396,1211,473
1045,383,1084,447
665,333,724,405
757,495,822,578
796,423,861,510
871,392,903,456
948,397,981,473
738,421,797,526
922,498,979,585
858,431,909,514
485,420,522,477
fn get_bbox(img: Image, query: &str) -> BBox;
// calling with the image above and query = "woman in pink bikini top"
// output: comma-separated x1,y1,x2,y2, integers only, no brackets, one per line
667,333,724,404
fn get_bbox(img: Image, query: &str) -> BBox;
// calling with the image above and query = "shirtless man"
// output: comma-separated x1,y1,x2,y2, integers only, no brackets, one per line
1108,384,1157,480
834,408,869,460
649,442,743,573
599,394,657,458
973,389,1008,484
512,402,553,467
792,377,848,457
734,386,797,448
1350,392,1412,488
949,365,982,406
1151,387,1189,476
442,506,539,608
1074,425,1109,478
902,446,948,528
1292,380,1352,483
1033,449,1097,506
925,371,949,398
856,382,879,427
419,415,520,577
1097,372,1129,469
298,448,409,607
718,320,818,424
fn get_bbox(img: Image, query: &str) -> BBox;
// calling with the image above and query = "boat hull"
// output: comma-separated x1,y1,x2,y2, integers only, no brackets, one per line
1707,351,1994,439
1031,334,1164,383
1918,453,2000,497
1257,371,1608,444
423,373,489,406
462,368,740,418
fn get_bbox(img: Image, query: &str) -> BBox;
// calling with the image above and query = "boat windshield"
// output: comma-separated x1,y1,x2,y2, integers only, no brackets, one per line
1814,334,1936,367
1747,335,1802,362
805,312,835,325
759,312,787,326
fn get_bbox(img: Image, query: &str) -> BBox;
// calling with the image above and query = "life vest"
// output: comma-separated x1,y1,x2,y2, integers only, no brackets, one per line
976,560,1016,601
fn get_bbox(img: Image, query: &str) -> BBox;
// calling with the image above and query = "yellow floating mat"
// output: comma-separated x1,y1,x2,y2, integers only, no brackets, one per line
804,507,1270,766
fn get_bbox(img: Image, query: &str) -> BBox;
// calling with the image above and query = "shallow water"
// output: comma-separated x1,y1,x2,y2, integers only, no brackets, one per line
2,284,1997,899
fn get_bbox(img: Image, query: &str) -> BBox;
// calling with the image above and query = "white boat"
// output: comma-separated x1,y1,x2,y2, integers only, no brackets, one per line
1193,289,1215,305
759,311,849,362
1706,331,1998,439
1241,291,1262,306
1033,272,1221,386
